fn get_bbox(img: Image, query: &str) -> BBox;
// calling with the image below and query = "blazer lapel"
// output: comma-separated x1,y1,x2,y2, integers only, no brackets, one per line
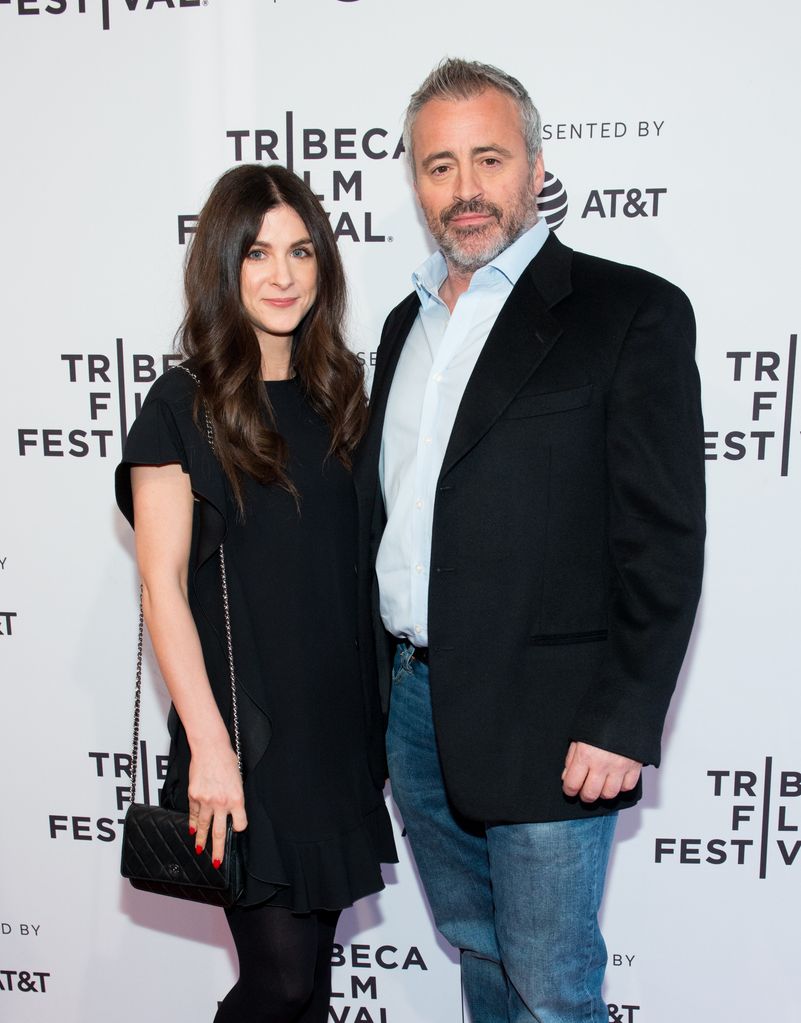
440,232,573,479
354,292,420,497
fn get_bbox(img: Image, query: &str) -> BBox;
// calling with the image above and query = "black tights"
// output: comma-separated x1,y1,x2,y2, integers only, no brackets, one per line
214,903,341,1023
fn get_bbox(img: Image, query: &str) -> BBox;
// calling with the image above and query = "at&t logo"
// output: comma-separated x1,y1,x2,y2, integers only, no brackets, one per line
0,612,17,637
536,173,667,229
538,172,568,230
0,969,51,993
581,187,666,219
0,556,16,640
607,1006,639,1023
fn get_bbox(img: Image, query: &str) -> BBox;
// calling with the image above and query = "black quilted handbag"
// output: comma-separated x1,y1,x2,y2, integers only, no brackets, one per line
121,802,242,906
120,370,244,907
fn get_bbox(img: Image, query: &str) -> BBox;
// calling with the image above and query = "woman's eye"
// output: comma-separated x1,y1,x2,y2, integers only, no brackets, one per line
292,247,313,259
246,249,265,260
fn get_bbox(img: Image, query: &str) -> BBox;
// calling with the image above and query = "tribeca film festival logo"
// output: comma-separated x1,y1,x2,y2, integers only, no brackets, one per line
654,757,801,877
0,0,204,32
177,118,403,249
327,943,428,1023
16,342,181,459
704,336,798,474
48,743,168,844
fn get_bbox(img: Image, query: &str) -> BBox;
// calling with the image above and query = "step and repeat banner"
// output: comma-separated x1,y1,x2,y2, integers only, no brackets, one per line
1,1,799,1020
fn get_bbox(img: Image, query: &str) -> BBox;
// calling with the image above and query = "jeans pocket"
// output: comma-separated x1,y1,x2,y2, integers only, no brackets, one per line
391,646,413,686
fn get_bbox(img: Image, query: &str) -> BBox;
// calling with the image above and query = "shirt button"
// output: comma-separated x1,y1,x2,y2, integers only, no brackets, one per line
424,436,432,445
414,625,422,635
433,373,443,383
415,499,423,509
415,564,423,574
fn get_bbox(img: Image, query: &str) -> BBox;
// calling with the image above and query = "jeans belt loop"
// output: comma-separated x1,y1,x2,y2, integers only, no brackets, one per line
410,643,429,665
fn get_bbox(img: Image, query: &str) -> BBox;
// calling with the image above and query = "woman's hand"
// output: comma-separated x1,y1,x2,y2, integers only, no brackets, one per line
188,740,248,868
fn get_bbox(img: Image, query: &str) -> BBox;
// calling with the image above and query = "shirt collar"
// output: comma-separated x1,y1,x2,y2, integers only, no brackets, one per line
412,218,550,305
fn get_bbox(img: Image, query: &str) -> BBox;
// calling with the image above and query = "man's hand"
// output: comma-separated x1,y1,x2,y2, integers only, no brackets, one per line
561,741,642,802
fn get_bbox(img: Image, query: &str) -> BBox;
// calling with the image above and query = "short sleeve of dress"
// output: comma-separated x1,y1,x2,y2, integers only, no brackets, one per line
114,396,189,529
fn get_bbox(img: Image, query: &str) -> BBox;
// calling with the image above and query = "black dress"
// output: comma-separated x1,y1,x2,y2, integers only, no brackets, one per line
115,366,397,910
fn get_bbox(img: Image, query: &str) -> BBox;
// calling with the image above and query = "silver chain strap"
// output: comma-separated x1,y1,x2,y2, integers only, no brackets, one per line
129,589,145,803
128,365,242,805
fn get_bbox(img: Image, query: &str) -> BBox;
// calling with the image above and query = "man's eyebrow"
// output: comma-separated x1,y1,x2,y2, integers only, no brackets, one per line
420,144,514,170
421,150,457,170
473,144,513,158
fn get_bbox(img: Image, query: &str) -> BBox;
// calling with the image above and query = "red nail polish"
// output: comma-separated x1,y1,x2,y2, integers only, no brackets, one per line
189,826,196,836
213,859,221,870
195,844,203,855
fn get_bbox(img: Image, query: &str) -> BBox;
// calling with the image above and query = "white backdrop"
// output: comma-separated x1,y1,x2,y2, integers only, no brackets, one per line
1,2,800,1020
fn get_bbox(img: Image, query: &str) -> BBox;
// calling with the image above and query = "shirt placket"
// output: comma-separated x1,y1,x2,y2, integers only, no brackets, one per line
410,295,474,644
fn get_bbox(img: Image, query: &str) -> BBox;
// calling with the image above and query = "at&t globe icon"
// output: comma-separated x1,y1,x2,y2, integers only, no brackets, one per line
538,172,568,230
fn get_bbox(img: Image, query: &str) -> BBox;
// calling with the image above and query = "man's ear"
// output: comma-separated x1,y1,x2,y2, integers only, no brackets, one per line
532,151,545,197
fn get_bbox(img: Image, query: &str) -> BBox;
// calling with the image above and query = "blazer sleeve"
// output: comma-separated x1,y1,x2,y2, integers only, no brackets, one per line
570,280,706,766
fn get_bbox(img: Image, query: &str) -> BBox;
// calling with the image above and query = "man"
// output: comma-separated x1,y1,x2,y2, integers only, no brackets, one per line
353,59,705,1023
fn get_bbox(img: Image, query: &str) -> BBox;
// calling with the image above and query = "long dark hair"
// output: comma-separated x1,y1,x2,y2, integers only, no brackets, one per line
179,163,367,509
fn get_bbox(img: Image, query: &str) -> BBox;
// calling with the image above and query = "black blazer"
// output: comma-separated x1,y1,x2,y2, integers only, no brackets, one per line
353,232,706,823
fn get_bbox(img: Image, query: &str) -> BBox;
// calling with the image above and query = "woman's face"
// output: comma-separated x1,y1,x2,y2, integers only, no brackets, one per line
240,204,318,345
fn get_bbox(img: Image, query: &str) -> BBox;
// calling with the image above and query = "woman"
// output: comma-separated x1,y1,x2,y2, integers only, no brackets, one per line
115,164,397,1022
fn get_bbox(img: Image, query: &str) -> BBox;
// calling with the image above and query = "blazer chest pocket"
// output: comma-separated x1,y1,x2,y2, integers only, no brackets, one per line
502,383,593,420
529,629,608,646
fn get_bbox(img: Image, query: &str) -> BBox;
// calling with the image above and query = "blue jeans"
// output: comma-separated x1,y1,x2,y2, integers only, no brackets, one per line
386,645,617,1023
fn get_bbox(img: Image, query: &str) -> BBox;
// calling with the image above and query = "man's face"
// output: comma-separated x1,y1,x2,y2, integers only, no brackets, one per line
412,88,544,274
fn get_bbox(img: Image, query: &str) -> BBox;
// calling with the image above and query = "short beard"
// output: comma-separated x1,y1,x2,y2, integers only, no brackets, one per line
425,186,539,274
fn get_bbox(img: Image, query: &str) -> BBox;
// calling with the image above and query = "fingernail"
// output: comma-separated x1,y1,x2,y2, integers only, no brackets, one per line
212,859,221,870
195,845,203,855
189,826,196,836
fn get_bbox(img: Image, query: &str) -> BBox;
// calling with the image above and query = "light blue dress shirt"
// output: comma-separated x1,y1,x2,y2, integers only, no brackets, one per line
377,219,550,645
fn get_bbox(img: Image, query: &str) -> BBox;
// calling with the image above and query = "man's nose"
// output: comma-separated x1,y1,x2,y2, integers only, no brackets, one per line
453,165,482,204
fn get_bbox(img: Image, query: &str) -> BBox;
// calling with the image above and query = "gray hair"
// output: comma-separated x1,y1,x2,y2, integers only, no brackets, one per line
402,58,542,174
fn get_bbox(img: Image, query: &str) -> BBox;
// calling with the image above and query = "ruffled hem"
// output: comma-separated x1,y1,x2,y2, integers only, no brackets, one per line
239,800,398,912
